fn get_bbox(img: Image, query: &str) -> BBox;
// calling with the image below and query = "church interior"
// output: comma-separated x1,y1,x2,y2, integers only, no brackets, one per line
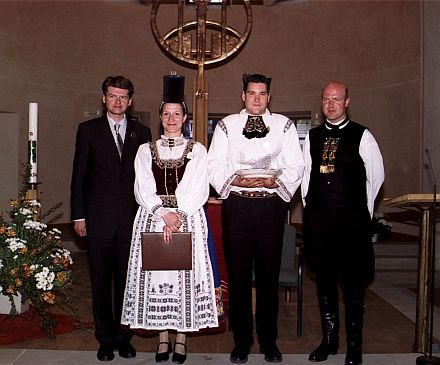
0,1,439,364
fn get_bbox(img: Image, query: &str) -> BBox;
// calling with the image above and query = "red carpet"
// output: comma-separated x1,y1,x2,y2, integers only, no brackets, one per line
0,309,78,346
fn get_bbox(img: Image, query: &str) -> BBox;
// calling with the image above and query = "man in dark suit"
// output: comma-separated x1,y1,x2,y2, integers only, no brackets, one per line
70,76,151,361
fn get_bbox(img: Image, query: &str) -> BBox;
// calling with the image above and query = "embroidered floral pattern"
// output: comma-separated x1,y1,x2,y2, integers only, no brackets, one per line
158,195,178,208
218,120,228,137
160,136,185,148
220,174,238,198
121,201,217,330
274,178,292,201
283,119,294,133
150,140,195,169
320,137,339,173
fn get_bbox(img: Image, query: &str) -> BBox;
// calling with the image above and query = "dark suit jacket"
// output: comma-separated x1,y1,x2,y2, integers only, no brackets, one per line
70,115,152,239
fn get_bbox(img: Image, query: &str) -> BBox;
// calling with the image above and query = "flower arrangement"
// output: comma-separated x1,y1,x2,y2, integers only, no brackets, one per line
372,212,393,236
0,165,76,339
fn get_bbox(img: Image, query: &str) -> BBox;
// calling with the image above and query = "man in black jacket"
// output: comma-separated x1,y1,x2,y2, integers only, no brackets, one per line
70,75,151,361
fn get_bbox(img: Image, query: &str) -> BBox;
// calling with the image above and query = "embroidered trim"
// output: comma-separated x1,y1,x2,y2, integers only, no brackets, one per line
284,119,294,133
320,137,339,173
160,136,185,148
151,204,163,216
150,140,195,169
218,120,228,137
242,115,270,139
275,178,292,201
220,174,237,197
177,209,189,231
158,195,178,208
121,206,218,330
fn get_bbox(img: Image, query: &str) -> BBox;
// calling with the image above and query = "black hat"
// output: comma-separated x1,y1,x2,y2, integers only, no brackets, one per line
162,74,185,103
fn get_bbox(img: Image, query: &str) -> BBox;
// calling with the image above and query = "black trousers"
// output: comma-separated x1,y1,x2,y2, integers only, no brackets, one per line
222,194,286,349
88,226,133,345
303,205,374,332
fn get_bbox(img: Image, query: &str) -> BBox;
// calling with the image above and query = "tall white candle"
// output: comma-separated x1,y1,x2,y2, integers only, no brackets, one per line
28,102,38,184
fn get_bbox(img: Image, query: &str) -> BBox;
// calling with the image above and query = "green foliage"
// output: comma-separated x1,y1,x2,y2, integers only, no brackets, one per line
0,164,77,339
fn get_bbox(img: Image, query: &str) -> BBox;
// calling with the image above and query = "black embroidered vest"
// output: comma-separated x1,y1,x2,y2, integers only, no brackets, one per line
305,120,367,210
150,140,194,207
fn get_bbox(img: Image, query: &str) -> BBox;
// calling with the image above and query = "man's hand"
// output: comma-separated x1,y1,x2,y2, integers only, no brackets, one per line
231,176,264,188
259,177,278,189
74,220,87,237
231,176,278,189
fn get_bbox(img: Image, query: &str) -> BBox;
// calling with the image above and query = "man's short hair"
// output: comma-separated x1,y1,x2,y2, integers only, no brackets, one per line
102,76,134,97
242,73,272,93
321,81,349,99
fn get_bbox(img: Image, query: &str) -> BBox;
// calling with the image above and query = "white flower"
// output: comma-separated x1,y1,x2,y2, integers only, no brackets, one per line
23,220,47,230
6,237,26,252
19,207,33,216
28,200,41,207
34,267,56,291
52,248,73,265
187,151,194,159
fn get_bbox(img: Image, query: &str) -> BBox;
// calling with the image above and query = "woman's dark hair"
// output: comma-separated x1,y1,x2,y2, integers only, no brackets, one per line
102,76,134,97
158,102,191,138
159,101,187,116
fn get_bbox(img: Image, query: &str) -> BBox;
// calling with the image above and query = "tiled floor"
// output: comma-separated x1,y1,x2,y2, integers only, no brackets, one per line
0,235,439,365
0,348,424,365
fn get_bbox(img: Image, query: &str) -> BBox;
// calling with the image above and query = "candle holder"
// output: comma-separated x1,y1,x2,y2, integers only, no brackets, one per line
25,182,41,221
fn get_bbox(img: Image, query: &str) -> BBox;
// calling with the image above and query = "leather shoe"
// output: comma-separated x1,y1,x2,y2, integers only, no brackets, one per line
97,344,115,361
117,341,136,358
172,342,187,364
345,346,362,365
260,345,283,363
230,347,249,363
308,342,339,362
155,340,172,363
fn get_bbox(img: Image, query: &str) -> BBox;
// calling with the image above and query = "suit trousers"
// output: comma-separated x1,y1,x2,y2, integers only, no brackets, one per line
88,225,133,345
222,193,286,349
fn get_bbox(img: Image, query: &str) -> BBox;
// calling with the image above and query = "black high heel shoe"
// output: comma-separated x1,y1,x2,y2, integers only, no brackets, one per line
172,342,187,364
155,340,172,363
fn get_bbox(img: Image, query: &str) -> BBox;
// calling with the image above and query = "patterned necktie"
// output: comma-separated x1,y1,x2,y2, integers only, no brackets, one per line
115,123,123,158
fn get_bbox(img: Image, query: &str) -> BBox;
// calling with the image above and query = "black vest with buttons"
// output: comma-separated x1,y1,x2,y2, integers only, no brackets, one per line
305,120,367,210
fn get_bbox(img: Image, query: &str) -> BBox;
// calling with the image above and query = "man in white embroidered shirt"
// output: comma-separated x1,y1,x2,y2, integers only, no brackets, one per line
208,73,304,363
301,81,384,365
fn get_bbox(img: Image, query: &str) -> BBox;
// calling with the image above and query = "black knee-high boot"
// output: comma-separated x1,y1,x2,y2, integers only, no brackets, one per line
309,295,340,362
344,297,364,365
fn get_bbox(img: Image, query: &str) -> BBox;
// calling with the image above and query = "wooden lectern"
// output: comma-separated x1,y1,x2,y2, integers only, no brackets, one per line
385,194,440,353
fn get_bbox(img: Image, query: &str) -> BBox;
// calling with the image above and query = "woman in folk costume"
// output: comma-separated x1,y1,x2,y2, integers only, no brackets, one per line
121,74,218,364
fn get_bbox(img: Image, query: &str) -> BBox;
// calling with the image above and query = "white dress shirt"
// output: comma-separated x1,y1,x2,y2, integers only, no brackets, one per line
208,109,305,202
